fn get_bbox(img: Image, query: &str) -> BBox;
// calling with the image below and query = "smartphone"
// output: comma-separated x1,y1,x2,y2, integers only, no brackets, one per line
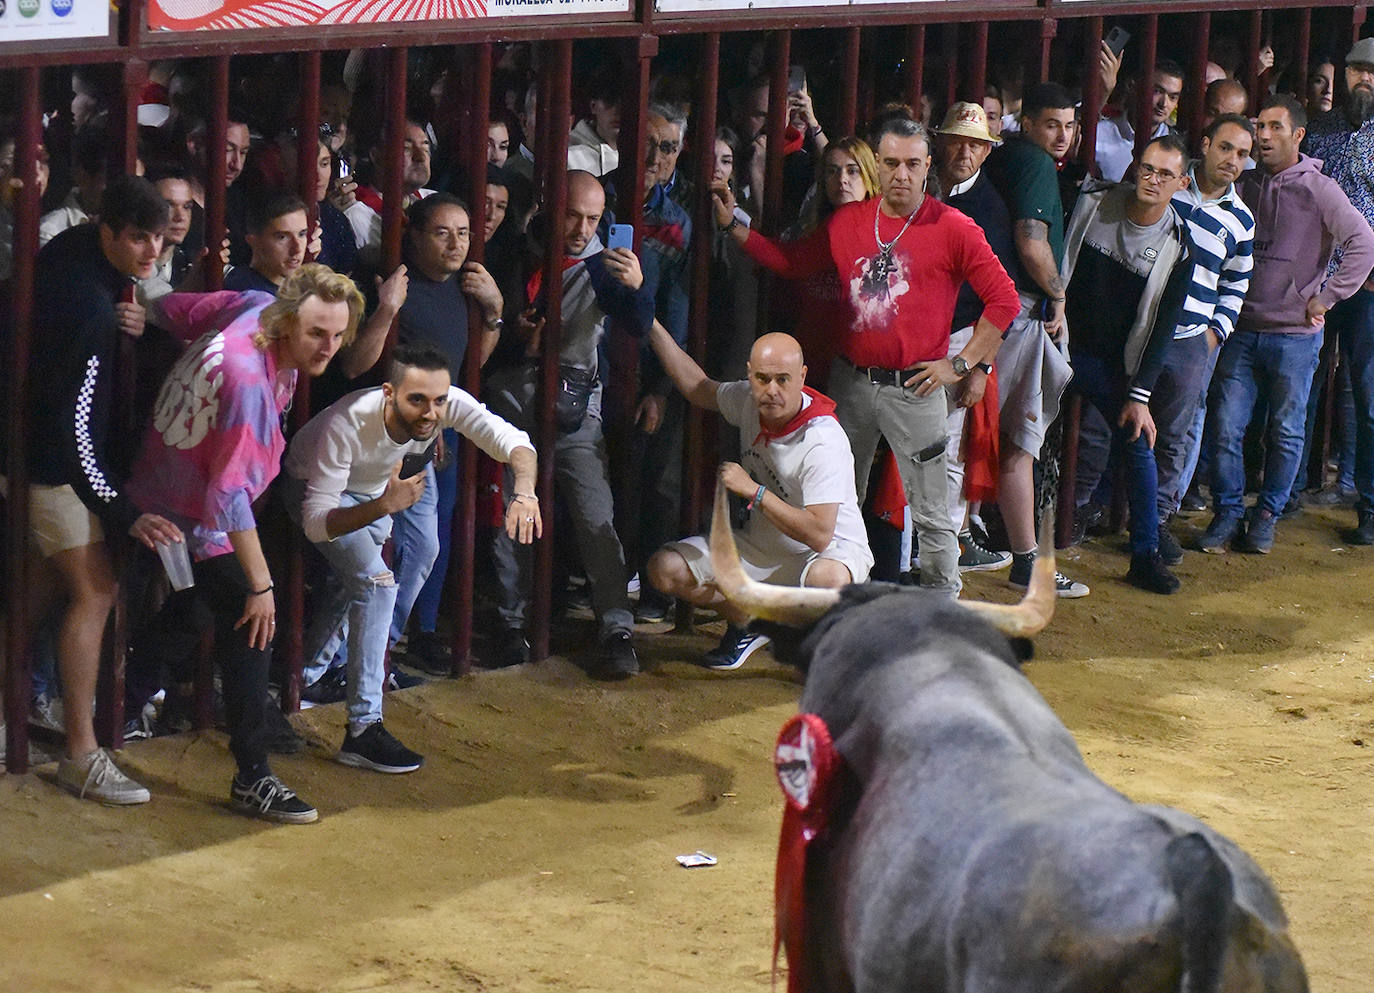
337,157,350,179
399,439,438,480
1104,26,1131,58
788,64,806,94
606,223,634,252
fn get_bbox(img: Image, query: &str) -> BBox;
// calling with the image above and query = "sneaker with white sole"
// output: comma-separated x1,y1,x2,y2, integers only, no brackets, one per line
30,693,64,734
700,625,772,670
958,532,1012,572
230,772,318,823
56,748,151,805
337,722,424,773
1008,553,1089,599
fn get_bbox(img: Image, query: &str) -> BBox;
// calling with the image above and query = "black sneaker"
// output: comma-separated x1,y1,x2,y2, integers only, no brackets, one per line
301,667,347,706
700,625,771,670
484,628,531,669
1008,553,1089,598
1127,552,1181,594
230,772,319,824
385,668,427,691
1179,489,1207,514
1348,511,1374,546
1157,526,1184,567
1241,510,1276,554
405,631,453,677
262,697,305,755
958,532,1012,572
1279,495,1304,520
337,722,424,774
634,593,672,624
1197,512,1243,554
591,631,639,680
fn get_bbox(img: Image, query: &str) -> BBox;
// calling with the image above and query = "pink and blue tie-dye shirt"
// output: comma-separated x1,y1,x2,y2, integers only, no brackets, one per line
129,290,297,561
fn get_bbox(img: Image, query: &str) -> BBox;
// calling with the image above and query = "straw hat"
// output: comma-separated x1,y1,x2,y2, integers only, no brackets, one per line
934,102,1001,144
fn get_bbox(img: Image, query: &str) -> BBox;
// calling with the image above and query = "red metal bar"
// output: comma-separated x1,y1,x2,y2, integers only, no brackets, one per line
203,56,230,291
1080,17,1104,177
1039,18,1057,84
1295,9,1312,113
904,24,926,114
1246,10,1263,116
380,48,409,297
118,60,147,175
530,39,574,664
966,21,989,104
297,51,322,257
839,27,861,137
3,66,42,774
1354,5,1368,48
682,31,721,625
944,23,959,113
1132,14,1159,166
763,30,791,237
1189,13,1212,146
453,41,494,675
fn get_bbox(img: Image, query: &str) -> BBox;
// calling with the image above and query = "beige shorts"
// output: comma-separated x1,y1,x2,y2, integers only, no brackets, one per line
665,531,872,589
0,477,106,559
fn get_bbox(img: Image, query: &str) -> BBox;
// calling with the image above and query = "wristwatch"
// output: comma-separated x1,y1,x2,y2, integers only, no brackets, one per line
951,356,971,377
976,362,993,375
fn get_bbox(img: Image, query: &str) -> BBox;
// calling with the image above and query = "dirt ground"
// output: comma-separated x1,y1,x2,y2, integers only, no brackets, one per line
3,502,1372,993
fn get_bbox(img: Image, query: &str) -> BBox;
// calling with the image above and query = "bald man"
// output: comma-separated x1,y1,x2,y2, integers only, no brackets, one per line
1202,78,1249,132
484,169,653,679
644,321,872,669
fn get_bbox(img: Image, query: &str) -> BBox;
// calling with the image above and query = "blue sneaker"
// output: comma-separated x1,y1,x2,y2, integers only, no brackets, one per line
1242,510,1276,554
1197,512,1243,554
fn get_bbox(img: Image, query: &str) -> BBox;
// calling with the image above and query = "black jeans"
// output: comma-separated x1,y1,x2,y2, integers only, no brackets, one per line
129,552,270,776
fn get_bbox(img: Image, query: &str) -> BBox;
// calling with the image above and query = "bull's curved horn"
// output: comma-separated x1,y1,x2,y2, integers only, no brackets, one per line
957,510,1056,637
708,479,841,626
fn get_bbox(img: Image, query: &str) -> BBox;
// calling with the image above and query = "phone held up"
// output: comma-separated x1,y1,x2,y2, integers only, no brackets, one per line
606,223,634,252
1104,26,1131,58
787,64,806,94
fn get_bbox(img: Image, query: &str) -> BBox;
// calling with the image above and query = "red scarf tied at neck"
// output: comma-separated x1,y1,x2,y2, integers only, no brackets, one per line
754,387,837,448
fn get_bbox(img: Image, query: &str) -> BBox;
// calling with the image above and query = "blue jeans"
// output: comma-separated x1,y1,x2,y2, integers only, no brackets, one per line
285,472,437,731
1069,349,1161,557
1328,289,1374,512
1209,330,1322,519
406,429,457,634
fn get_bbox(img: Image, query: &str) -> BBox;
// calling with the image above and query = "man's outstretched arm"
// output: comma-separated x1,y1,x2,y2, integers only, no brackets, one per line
647,319,720,412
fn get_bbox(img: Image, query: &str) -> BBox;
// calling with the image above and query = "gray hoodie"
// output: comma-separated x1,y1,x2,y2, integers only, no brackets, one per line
1238,154,1374,335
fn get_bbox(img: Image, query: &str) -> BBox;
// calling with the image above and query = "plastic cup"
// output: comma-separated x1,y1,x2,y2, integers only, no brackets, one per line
156,539,195,592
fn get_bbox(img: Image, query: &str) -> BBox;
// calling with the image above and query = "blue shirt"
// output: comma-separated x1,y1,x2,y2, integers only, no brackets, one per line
1305,109,1374,229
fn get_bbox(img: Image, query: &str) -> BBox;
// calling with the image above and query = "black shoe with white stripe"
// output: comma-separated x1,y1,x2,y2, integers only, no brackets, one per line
700,626,771,670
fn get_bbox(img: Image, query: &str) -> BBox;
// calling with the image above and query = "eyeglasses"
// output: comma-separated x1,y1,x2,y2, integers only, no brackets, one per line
1137,162,1181,183
646,138,681,156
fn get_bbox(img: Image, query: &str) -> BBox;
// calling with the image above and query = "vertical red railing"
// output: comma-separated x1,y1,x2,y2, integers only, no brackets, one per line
204,56,230,291
1039,18,1056,84
839,27,861,138
3,67,42,774
530,39,573,664
904,24,925,115
1132,14,1159,166
943,23,959,113
762,30,791,237
1189,13,1212,144
967,21,989,105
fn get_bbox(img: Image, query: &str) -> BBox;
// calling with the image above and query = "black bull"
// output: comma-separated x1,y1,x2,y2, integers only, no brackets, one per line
707,485,1307,993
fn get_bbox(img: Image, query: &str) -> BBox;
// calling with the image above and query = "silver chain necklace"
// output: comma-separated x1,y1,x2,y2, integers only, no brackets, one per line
862,201,920,297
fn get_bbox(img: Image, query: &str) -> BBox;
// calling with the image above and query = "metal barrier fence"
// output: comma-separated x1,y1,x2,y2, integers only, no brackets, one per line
2,0,1367,771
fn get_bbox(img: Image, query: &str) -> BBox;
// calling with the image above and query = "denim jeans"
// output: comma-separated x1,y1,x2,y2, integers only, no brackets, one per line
1209,330,1322,519
1334,288,1374,513
406,429,457,634
1152,333,1214,519
284,472,437,731
1068,349,1161,557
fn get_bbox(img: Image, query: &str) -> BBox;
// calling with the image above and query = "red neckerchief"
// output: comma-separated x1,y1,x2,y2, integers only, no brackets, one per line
753,387,836,447
525,254,584,308
783,125,806,157
773,713,844,993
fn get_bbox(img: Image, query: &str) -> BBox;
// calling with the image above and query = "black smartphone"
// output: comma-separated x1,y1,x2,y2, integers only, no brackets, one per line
399,439,439,479
788,65,806,94
1105,26,1131,58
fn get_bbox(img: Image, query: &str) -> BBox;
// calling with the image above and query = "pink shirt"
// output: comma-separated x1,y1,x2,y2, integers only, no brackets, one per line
129,291,296,560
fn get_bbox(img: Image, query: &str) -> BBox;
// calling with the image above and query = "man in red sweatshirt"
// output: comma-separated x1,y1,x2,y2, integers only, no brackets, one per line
713,117,1019,596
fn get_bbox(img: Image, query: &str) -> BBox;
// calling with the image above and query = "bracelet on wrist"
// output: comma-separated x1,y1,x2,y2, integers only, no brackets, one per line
513,492,538,502
746,484,767,510
723,216,741,233
975,362,993,375
250,583,274,597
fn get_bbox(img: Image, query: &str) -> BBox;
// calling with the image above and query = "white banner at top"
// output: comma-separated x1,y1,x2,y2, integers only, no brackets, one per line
149,0,630,32
0,0,109,44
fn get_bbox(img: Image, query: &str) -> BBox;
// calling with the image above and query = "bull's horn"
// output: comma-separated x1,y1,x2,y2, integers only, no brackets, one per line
708,479,841,626
957,510,1057,637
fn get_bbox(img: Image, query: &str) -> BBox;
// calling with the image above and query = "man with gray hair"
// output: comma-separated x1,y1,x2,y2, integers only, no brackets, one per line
1303,37,1374,544
714,115,1020,596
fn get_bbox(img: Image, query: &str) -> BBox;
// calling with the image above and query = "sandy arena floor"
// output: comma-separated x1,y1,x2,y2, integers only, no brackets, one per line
3,503,1372,992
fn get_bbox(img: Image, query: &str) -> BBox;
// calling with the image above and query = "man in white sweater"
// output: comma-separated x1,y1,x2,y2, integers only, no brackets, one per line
283,342,539,773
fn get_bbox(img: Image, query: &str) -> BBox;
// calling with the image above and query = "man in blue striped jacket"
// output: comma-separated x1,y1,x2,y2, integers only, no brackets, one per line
1154,114,1256,564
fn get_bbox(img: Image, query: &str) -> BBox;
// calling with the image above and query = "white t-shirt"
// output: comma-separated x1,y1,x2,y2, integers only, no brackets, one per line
1095,115,1169,184
286,385,532,543
715,381,869,564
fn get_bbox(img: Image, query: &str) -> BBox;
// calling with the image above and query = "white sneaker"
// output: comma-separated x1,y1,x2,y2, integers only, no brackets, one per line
56,748,151,805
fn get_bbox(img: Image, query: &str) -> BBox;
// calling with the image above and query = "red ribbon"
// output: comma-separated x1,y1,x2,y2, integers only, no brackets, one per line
773,712,843,993
753,387,837,448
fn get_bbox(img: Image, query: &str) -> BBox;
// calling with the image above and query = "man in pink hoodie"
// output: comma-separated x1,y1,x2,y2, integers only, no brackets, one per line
1200,94,1374,555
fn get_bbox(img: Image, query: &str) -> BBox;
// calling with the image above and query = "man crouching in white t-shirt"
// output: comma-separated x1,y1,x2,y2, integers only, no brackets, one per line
644,321,872,670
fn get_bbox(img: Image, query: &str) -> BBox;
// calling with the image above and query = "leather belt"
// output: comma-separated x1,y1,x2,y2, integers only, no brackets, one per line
844,356,918,388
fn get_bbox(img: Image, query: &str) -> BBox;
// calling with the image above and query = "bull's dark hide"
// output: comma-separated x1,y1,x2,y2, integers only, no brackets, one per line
774,586,1308,993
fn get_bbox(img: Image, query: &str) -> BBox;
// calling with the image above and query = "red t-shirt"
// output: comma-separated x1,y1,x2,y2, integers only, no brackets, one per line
742,196,1020,369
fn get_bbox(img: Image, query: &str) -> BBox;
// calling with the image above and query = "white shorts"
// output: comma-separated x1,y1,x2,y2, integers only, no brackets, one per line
0,477,105,559
664,530,872,589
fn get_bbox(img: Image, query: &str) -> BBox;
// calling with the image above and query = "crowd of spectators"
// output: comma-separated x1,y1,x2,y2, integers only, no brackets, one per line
3,25,1373,822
